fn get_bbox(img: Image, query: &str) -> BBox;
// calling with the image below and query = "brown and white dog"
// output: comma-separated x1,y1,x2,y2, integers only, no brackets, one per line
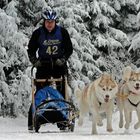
117,66,140,130
76,73,118,134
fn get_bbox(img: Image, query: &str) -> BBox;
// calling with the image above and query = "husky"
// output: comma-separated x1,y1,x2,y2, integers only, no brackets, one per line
117,66,140,130
76,73,118,134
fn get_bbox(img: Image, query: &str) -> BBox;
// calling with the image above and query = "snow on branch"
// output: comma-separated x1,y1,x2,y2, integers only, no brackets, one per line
99,1,119,17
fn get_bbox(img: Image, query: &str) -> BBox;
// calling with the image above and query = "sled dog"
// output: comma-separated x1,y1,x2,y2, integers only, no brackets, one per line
117,66,140,130
76,73,118,134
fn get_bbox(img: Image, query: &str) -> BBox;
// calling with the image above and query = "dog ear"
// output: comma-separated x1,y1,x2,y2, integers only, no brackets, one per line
122,66,132,82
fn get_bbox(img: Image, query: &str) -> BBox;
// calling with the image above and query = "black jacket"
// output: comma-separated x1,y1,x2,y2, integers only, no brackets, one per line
27,25,73,64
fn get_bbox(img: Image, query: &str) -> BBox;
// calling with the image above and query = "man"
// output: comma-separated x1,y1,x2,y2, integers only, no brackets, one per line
27,9,73,131
28,9,73,79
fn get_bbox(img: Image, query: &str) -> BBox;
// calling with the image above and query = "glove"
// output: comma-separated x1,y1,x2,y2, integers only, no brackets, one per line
55,58,66,66
29,56,41,67
33,60,42,67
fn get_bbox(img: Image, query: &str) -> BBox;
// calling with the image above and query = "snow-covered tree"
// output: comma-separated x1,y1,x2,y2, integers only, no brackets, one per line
0,8,29,117
126,0,140,67
88,0,139,80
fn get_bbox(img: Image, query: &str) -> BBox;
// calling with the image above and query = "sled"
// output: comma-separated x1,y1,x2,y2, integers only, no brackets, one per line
31,66,78,133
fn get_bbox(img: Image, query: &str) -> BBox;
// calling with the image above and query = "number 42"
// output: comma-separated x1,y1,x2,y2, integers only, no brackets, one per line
46,46,58,55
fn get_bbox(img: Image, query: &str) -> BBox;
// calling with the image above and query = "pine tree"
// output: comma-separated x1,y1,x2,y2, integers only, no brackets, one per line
122,0,140,67
0,7,29,116
88,0,138,80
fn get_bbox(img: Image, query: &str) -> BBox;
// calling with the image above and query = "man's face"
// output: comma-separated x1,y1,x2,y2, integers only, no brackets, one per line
45,20,55,32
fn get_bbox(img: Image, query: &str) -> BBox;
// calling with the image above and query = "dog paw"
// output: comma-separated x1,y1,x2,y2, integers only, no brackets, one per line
119,123,123,128
107,128,113,132
134,122,140,129
97,121,103,126
119,120,123,128
125,123,129,129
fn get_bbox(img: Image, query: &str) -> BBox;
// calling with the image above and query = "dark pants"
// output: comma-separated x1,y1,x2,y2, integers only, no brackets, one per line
36,64,68,78
28,64,68,128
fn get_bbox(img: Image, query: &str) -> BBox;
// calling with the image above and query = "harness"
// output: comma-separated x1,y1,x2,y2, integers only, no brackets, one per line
117,91,140,107
128,98,140,107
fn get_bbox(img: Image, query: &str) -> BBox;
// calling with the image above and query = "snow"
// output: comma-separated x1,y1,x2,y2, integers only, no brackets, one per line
0,111,140,140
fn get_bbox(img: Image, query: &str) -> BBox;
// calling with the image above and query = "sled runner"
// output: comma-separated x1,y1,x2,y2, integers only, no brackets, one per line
31,66,77,133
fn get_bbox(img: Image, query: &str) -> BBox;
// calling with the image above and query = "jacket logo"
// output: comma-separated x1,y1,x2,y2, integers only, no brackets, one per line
43,39,61,46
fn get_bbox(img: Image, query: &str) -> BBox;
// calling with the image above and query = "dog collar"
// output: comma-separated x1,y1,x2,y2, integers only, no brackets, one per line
129,91,139,95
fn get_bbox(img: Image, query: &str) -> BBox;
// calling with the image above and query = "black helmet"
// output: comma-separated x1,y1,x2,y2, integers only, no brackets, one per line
42,9,57,20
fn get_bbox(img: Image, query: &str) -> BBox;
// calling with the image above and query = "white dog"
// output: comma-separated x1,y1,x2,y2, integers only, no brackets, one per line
76,73,118,134
117,66,140,130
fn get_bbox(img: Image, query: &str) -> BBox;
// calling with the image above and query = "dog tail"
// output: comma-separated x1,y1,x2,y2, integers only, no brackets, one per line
122,66,132,82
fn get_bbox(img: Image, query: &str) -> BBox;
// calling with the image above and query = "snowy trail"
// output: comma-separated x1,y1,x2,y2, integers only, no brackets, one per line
0,111,140,140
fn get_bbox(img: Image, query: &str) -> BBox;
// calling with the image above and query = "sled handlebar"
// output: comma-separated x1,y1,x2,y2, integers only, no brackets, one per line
34,78,63,83
31,66,64,82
